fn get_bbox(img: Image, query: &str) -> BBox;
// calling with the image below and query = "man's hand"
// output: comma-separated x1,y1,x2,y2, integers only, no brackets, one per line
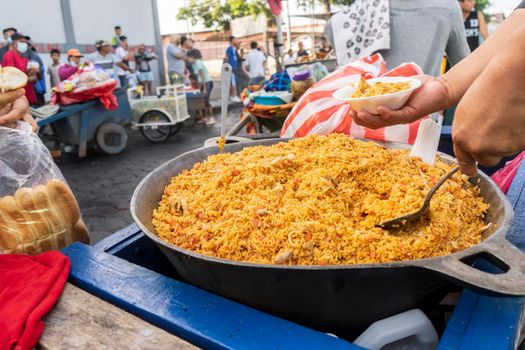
22,112,38,132
452,58,525,177
0,89,28,128
350,75,450,129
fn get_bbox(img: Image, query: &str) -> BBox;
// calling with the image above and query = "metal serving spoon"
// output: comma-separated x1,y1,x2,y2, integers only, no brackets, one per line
377,165,460,229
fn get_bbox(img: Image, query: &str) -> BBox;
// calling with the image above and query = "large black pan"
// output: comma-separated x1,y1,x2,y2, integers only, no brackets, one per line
131,139,524,339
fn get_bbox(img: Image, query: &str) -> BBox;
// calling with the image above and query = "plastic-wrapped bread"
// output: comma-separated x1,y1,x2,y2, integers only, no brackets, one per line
32,184,69,249
0,180,90,254
0,196,36,247
44,179,89,244
0,114,90,254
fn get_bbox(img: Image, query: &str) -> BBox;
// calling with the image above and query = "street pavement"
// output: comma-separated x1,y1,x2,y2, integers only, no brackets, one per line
57,106,243,243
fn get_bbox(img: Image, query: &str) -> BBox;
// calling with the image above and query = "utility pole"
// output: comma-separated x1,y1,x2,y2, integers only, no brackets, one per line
151,0,167,85
286,0,292,50
275,13,284,69
185,0,190,37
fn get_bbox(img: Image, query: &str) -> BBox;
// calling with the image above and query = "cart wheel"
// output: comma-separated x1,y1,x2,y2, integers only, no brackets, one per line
170,123,182,135
139,110,172,143
96,122,127,155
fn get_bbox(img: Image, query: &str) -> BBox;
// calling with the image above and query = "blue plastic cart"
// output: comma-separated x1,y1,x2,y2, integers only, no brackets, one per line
36,89,132,157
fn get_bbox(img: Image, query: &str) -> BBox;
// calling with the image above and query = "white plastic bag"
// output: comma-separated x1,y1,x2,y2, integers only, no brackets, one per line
0,122,59,196
0,122,90,254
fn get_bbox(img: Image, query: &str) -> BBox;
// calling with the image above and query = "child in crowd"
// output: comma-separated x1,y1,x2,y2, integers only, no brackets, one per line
47,48,61,88
187,49,215,125
112,25,122,49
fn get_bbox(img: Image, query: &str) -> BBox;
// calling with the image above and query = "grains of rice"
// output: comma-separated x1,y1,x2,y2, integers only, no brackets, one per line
152,134,488,266
352,77,410,98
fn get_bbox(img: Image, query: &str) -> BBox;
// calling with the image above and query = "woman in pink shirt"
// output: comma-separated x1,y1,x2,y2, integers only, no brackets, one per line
59,48,83,81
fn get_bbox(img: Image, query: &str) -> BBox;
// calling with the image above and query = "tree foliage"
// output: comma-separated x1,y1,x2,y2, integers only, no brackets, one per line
177,0,492,32
177,0,271,31
299,0,491,13
475,0,491,12
297,0,355,13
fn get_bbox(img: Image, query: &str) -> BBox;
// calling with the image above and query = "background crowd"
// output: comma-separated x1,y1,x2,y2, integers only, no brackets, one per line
165,34,269,106
0,25,157,108
0,0,494,126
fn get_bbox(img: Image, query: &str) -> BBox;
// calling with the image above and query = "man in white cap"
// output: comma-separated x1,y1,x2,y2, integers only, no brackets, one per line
85,40,131,86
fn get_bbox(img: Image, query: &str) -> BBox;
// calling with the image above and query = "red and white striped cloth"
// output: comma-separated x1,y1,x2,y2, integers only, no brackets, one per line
281,54,425,144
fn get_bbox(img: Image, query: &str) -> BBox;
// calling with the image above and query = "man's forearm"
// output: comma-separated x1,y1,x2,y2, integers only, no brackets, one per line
116,62,131,71
468,21,525,110
439,9,525,106
199,71,206,88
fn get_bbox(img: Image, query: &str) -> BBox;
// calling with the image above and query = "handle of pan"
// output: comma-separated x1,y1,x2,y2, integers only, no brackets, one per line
419,236,525,296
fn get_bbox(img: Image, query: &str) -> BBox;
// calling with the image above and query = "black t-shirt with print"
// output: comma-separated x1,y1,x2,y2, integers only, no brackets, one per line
135,53,153,72
464,10,480,52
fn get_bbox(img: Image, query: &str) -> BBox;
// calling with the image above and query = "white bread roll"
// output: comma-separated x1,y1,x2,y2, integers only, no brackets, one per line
0,66,28,92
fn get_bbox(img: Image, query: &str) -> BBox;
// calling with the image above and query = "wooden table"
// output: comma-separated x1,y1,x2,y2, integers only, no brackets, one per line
39,283,197,350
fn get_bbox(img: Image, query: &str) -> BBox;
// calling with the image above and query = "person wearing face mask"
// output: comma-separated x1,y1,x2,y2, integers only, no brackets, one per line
0,27,17,62
23,37,46,107
2,33,37,106
59,49,84,81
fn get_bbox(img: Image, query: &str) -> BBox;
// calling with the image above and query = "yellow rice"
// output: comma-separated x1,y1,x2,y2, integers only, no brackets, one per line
352,77,410,98
152,134,488,266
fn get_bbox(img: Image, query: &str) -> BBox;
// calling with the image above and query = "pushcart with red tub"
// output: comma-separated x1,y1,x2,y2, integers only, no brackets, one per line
35,88,132,158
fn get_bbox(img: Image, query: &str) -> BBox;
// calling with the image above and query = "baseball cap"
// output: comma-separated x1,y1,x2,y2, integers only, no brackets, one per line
10,33,27,41
67,48,83,57
95,40,110,48
2,27,17,34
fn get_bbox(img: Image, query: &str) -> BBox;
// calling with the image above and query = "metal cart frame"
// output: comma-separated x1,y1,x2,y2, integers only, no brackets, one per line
128,84,193,142
129,85,190,128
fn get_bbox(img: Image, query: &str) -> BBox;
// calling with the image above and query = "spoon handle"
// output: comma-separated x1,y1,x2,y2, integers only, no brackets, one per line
377,165,460,229
421,166,460,212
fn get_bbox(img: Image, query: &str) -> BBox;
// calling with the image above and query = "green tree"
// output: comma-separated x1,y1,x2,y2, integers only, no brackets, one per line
302,0,491,16
476,0,491,12
297,0,355,15
177,0,271,31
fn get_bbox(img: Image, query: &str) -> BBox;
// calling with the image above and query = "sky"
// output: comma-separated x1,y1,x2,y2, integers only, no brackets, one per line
157,0,522,35
487,0,521,15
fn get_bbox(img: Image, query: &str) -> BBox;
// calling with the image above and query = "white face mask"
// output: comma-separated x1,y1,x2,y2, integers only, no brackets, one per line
70,61,78,67
17,42,28,53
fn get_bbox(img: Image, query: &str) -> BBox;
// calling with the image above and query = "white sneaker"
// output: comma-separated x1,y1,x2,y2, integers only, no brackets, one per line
230,96,241,103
